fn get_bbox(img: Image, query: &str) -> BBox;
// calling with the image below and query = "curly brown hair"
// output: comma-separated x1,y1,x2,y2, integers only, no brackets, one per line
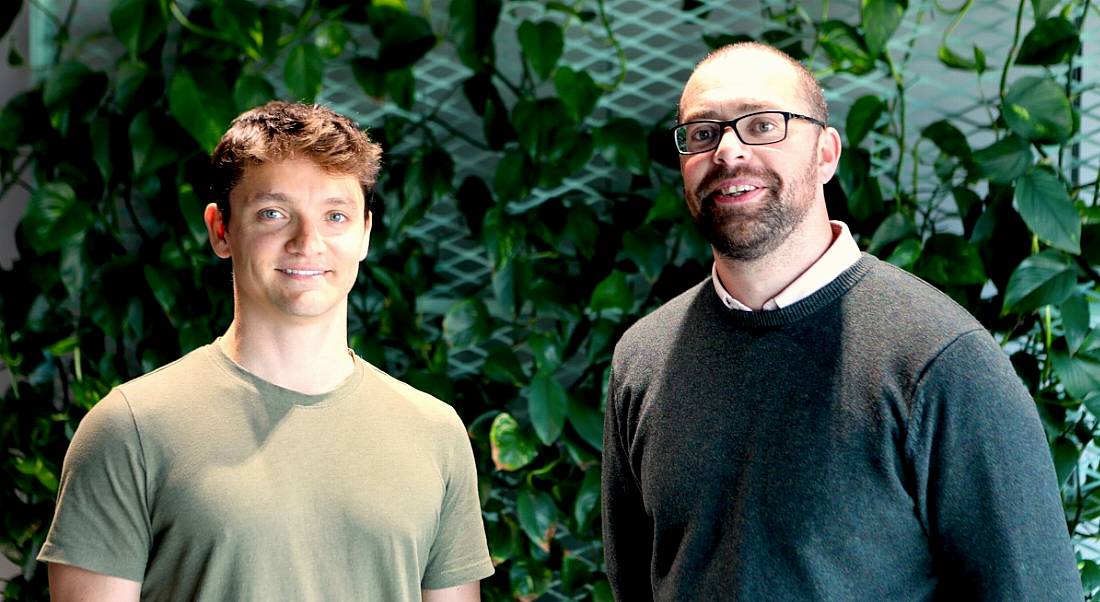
209,101,383,222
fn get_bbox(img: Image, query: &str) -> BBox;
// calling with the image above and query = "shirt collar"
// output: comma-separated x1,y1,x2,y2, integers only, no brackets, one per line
712,220,862,312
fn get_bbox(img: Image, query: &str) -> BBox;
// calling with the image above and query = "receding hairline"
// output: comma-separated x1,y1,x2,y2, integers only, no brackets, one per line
679,42,829,124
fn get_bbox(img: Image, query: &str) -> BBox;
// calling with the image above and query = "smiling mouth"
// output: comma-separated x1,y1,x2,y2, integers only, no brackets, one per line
714,184,760,198
278,268,326,276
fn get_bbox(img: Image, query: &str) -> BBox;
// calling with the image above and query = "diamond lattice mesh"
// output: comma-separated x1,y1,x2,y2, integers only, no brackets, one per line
27,0,1100,374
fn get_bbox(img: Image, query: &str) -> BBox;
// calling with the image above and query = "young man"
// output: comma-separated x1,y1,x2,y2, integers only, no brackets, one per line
39,102,493,600
601,43,1081,600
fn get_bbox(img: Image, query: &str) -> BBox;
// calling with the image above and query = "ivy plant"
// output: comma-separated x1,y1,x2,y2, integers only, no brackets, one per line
0,0,1098,600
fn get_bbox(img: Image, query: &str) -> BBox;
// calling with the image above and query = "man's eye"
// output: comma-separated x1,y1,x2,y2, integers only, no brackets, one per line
260,209,283,219
750,119,777,132
328,213,348,223
690,127,715,141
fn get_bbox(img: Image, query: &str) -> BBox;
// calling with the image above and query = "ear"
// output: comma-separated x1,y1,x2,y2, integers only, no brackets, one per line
816,126,843,185
204,203,232,259
358,210,373,262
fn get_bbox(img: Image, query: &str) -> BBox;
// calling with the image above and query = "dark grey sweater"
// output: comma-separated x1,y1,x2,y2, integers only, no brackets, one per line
602,255,1081,601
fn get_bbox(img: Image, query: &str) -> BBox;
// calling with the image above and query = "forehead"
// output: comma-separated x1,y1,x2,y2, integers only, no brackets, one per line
231,157,364,207
680,50,805,120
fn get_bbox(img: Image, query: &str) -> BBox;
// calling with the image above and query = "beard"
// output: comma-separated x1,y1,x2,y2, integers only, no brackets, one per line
687,160,817,261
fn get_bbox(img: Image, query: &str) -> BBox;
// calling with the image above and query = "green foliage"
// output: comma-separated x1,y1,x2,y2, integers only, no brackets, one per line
0,0,1098,599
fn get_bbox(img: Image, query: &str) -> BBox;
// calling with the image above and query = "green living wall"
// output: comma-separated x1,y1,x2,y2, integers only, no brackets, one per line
1,0,1099,599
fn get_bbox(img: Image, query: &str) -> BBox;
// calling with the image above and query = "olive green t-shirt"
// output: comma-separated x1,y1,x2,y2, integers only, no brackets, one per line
39,343,494,600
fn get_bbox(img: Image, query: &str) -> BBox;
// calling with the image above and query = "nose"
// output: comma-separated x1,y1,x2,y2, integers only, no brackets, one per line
286,217,325,255
712,126,750,164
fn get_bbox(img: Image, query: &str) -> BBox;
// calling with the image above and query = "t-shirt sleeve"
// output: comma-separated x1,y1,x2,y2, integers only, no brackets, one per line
37,389,151,582
420,409,494,590
906,330,1082,600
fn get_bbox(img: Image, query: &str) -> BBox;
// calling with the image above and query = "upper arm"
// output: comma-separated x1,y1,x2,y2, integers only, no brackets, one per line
421,580,480,602
420,412,494,589
600,367,655,601
38,390,151,581
909,331,1081,598
49,563,141,602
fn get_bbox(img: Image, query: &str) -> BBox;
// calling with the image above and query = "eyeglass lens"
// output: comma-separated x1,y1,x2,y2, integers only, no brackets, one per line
676,112,787,153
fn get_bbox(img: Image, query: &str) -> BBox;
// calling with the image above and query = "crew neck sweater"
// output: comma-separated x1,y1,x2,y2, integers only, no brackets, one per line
602,255,1080,600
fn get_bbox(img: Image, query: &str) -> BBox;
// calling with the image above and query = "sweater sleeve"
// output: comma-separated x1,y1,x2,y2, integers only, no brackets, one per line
906,330,1082,599
601,367,655,602
37,389,151,582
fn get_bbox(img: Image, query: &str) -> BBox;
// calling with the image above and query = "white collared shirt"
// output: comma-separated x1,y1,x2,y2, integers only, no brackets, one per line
712,221,862,311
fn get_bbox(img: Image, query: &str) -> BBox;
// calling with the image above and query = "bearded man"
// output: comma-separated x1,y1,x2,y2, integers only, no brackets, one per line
600,42,1081,600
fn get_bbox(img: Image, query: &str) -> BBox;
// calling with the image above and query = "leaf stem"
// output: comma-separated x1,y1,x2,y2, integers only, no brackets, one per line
997,0,1025,103
594,0,627,91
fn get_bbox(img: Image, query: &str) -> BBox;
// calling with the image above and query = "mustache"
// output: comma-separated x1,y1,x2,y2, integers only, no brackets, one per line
694,167,781,202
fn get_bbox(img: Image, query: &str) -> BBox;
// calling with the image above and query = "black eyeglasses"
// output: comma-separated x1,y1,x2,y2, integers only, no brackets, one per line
671,111,826,155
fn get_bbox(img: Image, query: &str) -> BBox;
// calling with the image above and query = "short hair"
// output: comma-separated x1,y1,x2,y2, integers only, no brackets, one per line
688,42,829,124
209,101,382,222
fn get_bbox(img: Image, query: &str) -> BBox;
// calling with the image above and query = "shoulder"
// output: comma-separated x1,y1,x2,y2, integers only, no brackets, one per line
358,359,466,433
851,256,983,333
614,279,712,361
114,344,219,405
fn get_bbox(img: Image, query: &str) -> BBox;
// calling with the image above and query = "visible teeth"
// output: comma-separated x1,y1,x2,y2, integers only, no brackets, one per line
282,268,323,276
720,184,758,196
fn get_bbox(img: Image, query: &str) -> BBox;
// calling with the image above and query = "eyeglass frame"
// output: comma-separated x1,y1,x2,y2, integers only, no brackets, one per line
670,110,827,155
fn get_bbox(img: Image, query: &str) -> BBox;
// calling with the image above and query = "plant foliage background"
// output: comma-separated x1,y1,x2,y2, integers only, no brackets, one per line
1,0,1099,599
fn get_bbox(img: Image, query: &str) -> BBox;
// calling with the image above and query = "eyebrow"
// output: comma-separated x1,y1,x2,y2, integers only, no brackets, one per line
681,102,775,122
246,192,356,207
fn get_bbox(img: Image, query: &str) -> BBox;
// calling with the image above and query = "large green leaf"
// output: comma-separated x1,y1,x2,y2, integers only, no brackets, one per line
284,43,325,102
554,67,601,122
1002,251,1076,314
573,468,601,530
1061,295,1090,356
168,68,235,153
594,118,649,175
818,20,875,74
363,4,436,70
313,20,349,59
517,20,563,81
1031,0,1060,19
233,74,275,113
109,0,166,57
567,396,603,451
489,412,538,471
1014,166,1080,254
914,233,986,286
449,0,500,71
510,559,553,600
972,134,1032,184
130,111,177,178
1051,347,1100,400
867,212,916,254
516,488,558,551
483,342,526,385
589,270,632,314
442,298,492,348
921,120,971,159
1003,76,1074,143
21,183,92,254
619,226,667,282
511,98,574,161
1016,17,1080,65
527,372,568,445
846,95,885,147
860,0,906,57
1051,437,1078,487
937,42,986,72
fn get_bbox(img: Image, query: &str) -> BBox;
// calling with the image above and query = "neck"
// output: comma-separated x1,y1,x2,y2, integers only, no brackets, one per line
218,305,354,395
713,208,834,310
